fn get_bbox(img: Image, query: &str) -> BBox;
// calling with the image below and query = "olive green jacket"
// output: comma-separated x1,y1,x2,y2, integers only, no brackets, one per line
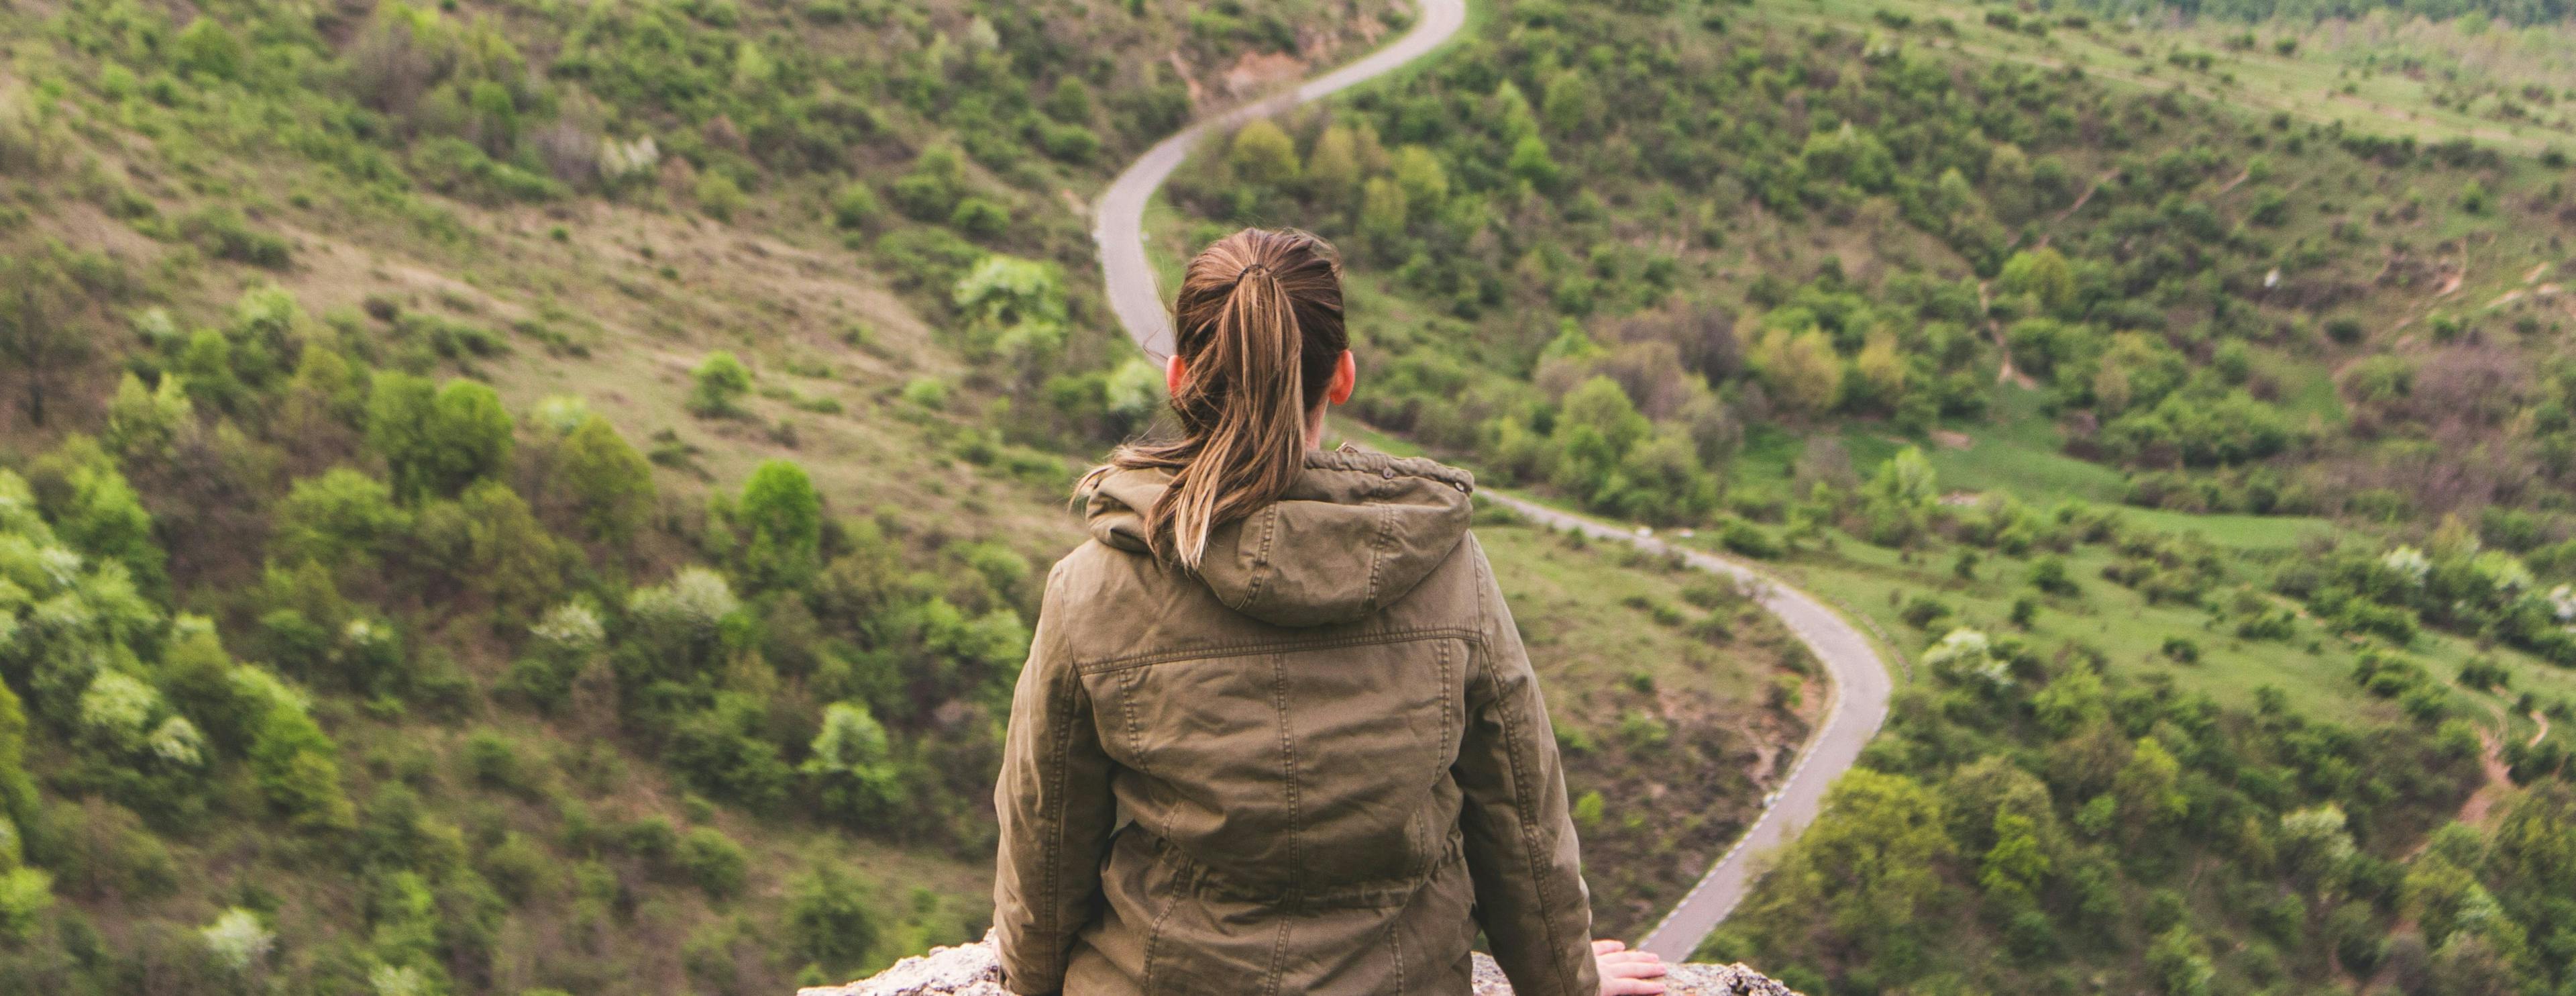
992,448,1599,996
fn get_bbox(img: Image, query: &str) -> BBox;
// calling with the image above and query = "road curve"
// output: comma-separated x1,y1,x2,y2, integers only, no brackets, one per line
1087,0,1893,962
1480,493,1894,960
1093,0,1469,362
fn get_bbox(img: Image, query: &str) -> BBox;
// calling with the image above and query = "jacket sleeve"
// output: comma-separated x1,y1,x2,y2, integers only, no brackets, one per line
1452,534,1601,996
992,562,1119,996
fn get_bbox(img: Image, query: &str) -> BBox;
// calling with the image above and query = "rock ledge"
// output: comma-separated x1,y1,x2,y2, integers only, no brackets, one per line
798,934,1802,996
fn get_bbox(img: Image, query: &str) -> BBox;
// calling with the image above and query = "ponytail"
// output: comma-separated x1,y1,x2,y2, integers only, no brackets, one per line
1102,228,1348,571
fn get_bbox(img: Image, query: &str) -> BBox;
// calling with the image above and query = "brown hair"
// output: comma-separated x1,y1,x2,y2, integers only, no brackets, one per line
1102,228,1348,570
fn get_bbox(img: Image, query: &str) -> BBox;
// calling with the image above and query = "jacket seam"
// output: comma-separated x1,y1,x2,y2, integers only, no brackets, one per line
1477,546,1583,996
1385,915,1407,996
1139,849,1185,996
1271,652,1305,910
1073,628,1485,674
1237,505,1279,611
1034,656,1079,986
1362,501,1396,612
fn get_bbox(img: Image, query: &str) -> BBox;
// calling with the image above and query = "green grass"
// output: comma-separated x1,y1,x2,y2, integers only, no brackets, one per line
1675,511,2565,738
1760,0,2576,155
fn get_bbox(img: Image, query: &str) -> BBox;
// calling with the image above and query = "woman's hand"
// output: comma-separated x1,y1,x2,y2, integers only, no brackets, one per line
1594,939,1666,995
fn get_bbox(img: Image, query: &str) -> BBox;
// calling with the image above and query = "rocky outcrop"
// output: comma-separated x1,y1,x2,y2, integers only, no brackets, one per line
798,934,1803,996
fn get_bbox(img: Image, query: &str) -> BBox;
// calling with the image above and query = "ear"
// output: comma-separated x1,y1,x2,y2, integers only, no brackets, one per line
1165,354,1187,398
1326,350,1356,405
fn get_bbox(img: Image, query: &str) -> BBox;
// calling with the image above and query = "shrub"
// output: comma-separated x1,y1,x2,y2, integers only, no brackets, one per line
901,377,949,410
553,415,655,543
1899,595,1952,630
179,207,291,268
830,182,881,230
1721,519,1782,558
368,375,517,501
690,351,753,417
696,171,747,221
0,867,52,941
678,827,747,899
948,197,1008,238
737,460,822,590
786,863,880,974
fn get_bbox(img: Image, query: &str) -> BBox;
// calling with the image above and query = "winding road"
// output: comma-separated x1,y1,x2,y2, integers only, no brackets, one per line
1088,0,1894,962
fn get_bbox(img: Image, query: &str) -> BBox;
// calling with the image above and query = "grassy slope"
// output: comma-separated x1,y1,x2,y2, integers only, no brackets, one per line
1778,0,2576,155
0,0,1827,983
0,0,1459,990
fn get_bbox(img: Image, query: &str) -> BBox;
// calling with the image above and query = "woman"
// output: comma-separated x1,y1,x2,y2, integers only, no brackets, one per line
994,229,1664,996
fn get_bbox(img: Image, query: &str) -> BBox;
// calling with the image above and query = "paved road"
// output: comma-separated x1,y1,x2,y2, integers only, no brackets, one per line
1093,0,1468,362
1087,0,1893,962
1480,494,1894,960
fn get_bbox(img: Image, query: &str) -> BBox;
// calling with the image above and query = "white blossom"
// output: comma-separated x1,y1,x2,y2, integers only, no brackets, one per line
2471,551,2534,596
2381,546,2431,587
629,566,739,633
200,907,275,970
598,135,659,181
1923,627,2012,687
149,717,206,768
78,671,160,752
369,963,434,996
531,602,606,654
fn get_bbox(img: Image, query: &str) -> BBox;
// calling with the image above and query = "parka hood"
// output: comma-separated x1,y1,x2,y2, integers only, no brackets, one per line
1080,447,1476,628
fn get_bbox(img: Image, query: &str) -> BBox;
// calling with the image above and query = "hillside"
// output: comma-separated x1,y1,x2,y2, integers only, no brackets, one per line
1157,0,2576,991
0,0,1838,991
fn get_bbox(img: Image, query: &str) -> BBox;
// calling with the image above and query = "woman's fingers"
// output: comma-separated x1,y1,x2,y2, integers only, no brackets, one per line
1593,938,1664,995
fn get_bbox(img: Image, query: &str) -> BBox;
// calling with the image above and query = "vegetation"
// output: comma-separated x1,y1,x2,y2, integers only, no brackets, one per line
0,0,1831,988
9,0,2576,987
1159,0,2576,991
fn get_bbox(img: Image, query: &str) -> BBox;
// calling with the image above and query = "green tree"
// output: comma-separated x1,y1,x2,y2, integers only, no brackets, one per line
555,415,655,544
786,863,880,974
1391,145,1449,215
952,255,1069,379
418,480,573,617
1228,119,1300,189
33,438,165,599
1507,134,1560,189
802,702,905,828
1550,376,1650,499
737,459,822,591
831,181,881,230
243,673,355,830
103,372,191,460
369,375,516,500
1540,70,1601,136
1751,327,1845,417
0,682,37,842
1980,810,2052,899
1307,123,1364,204
1998,249,2075,316
1358,177,1409,244
0,254,88,428
689,350,753,417
2114,736,2189,829
2145,924,2216,996
173,17,246,81
1734,769,1953,966
272,468,413,570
